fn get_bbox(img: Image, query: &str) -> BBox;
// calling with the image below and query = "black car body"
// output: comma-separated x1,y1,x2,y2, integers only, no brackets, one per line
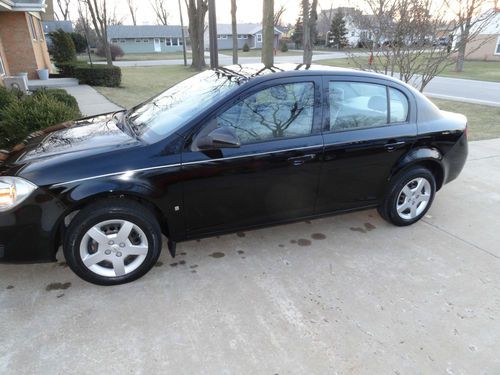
0,64,467,284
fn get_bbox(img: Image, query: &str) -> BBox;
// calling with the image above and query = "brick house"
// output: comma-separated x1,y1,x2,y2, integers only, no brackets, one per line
463,9,500,61
0,0,51,84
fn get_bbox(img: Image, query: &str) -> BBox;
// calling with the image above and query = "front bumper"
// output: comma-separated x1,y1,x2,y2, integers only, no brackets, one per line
0,189,66,263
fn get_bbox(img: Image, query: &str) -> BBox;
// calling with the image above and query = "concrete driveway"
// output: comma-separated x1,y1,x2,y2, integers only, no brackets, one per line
1,139,499,374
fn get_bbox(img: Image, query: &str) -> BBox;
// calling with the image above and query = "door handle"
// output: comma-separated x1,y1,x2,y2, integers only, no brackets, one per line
287,154,316,166
384,141,406,151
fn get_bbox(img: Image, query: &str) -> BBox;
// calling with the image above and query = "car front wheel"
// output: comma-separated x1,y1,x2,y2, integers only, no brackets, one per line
379,167,436,226
63,199,162,285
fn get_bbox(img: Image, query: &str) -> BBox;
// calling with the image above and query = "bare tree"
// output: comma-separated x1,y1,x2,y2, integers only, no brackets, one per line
445,0,496,71
108,4,126,25
81,0,113,66
127,0,138,25
231,0,238,64
262,0,275,68
273,5,286,27
185,0,208,70
56,0,71,20
151,0,170,25
302,0,318,65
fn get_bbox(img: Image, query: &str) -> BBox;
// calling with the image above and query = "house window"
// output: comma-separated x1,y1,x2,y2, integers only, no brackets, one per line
237,34,242,39
256,34,262,43
28,15,38,40
37,19,45,41
143,39,149,42
243,34,248,39
173,37,179,46
166,38,172,46
120,39,126,43
0,54,5,76
111,39,118,43
136,39,142,42
221,34,228,39
495,36,500,55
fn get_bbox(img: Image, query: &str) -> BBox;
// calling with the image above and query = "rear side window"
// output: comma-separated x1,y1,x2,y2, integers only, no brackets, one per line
328,82,388,131
217,82,315,144
389,87,409,123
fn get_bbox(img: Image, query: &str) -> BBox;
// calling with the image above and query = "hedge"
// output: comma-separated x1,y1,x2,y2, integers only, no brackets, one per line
56,62,122,87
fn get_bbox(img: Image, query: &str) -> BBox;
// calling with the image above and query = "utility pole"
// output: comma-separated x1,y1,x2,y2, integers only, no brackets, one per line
178,0,187,66
208,0,218,68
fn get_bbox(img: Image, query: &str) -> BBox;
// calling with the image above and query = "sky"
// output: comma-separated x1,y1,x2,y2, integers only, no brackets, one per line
58,0,366,26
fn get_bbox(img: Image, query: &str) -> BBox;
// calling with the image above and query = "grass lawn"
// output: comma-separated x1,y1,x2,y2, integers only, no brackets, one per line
95,65,500,141
221,49,303,58
95,66,197,109
78,52,191,62
319,57,500,83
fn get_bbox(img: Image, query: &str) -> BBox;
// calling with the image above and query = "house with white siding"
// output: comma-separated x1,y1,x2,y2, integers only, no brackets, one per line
205,23,281,50
107,25,186,54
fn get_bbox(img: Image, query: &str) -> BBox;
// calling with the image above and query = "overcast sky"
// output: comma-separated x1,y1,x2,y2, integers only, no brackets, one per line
60,0,366,26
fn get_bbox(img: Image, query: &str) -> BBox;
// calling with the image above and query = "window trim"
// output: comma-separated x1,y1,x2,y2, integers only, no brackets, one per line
28,15,38,41
256,34,262,43
0,54,5,76
495,36,500,56
323,77,412,134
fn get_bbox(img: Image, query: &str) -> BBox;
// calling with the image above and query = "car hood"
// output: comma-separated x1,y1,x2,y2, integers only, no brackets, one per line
12,113,139,164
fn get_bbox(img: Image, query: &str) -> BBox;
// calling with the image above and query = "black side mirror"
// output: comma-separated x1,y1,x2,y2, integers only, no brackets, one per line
196,127,241,150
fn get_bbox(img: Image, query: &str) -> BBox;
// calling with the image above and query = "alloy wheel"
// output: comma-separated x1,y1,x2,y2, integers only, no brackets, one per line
396,177,432,220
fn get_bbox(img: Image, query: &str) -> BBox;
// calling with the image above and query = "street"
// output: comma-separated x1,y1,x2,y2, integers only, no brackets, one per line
1,138,499,374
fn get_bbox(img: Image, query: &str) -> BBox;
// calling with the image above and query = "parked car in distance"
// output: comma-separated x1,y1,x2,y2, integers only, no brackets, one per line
0,64,468,285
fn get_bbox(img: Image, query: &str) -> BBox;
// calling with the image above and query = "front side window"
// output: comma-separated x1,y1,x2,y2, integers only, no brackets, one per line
127,70,241,143
217,82,315,144
329,81,388,131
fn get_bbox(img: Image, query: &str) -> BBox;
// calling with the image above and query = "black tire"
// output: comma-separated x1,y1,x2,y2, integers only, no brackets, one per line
63,199,162,286
378,167,436,226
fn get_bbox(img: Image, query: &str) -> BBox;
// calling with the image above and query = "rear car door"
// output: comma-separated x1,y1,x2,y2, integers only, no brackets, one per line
316,76,417,213
181,76,324,236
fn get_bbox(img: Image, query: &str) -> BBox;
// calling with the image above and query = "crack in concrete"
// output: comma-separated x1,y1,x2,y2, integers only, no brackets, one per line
422,220,500,260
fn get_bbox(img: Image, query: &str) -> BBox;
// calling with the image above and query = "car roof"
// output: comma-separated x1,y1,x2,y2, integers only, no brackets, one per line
215,63,403,85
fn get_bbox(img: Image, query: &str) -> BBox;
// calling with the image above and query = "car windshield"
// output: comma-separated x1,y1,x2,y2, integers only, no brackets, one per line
125,70,243,143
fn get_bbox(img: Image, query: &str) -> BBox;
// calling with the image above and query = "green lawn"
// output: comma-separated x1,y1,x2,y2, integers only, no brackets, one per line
78,52,191,62
223,49,303,58
95,66,197,109
319,57,500,83
95,65,500,141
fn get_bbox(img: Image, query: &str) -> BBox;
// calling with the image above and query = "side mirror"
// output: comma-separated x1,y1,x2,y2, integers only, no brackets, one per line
196,127,241,150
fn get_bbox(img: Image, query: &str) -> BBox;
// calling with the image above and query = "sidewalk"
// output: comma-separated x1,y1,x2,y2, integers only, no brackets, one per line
62,85,122,117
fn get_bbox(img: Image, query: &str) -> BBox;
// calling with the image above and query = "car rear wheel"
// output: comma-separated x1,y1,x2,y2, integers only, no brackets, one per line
378,167,436,226
63,199,162,285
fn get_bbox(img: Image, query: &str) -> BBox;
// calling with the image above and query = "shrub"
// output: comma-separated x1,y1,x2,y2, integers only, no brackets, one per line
0,92,80,148
49,29,77,65
242,43,250,52
280,43,289,53
0,86,17,112
73,65,122,87
96,43,124,61
33,89,79,113
70,32,88,54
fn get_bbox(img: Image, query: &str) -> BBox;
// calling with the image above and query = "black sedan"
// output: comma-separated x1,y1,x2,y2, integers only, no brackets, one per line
0,64,468,285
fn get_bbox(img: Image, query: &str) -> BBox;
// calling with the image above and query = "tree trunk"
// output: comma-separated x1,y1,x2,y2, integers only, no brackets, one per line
455,28,469,72
302,0,312,65
262,0,274,68
231,0,238,64
186,0,207,71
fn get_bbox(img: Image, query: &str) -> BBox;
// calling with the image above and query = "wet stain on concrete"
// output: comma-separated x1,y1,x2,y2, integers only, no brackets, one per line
6,285,14,290
241,256,246,259
297,239,312,246
191,270,197,273
364,222,376,231
290,239,297,244
179,260,186,265
180,252,187,256
236,232,246,237
237,250,245,254
58,262,68,268
311,233,326,240
155,261,164,267
57,294,65,299
46,282,71,291
278,244,285,248
350,227,367,233
170,263,178,267
190,265,198,269
209,252,225,259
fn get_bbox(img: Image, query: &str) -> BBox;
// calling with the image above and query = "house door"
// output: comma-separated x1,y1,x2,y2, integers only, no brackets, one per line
154,38,161,52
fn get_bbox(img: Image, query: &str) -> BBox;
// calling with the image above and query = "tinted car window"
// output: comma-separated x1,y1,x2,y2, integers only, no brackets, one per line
328,81,388,131
389,87,409,123
217,82,314,144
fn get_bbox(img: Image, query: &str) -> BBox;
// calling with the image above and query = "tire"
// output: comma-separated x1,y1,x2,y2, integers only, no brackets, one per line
378,167,436,226
63,199,162,286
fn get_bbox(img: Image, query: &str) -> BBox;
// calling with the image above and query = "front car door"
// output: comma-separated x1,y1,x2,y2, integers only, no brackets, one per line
317,76,417,213
181,76,324,236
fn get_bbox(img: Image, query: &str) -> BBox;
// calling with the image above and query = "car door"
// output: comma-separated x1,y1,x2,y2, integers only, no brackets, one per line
316,76,417,213
180,76,324,236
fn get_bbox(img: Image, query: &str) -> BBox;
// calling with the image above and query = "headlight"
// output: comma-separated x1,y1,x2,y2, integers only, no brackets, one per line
0,177,37,212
